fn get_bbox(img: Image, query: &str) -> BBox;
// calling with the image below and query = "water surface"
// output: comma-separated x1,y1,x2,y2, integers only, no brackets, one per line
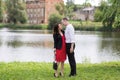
0,28,120,63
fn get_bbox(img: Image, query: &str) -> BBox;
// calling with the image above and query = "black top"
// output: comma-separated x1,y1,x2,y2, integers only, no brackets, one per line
53,30,64,49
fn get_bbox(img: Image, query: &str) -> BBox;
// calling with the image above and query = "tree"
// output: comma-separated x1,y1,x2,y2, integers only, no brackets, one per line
55,2,65,16
0,0,3,22
94,0,108,22
66,0,74,6
102,0,120,29
83,2,92,7
94,8,103,22
83,0,92,7
6,0,27,24
48,14,62,30
65,0,75,19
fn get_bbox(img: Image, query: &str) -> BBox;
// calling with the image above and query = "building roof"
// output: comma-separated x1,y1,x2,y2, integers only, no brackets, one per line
82,7,94,11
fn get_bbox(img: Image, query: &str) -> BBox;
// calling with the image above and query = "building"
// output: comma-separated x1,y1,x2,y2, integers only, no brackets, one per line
26,0,63,24
74,7,95,21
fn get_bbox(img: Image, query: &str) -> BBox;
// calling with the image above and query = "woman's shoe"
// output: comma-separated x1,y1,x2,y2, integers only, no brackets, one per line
59,72,64,76
54,73,58,78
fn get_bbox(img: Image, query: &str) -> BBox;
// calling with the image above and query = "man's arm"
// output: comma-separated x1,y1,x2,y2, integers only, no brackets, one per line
69,25,75,53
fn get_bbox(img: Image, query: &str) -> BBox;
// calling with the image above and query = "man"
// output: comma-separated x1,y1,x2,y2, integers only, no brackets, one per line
61,18,76,77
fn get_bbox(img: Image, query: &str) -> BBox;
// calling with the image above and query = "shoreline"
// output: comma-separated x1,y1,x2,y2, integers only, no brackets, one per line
0,23,120,32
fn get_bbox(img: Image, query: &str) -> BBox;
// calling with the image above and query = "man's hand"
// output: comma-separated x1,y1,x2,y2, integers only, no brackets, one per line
70,47,74,53
70,43,74,53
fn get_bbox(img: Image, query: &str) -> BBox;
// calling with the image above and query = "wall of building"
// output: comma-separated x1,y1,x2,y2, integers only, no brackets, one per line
26,0,63,24
44,0,63,23
26,0,45,24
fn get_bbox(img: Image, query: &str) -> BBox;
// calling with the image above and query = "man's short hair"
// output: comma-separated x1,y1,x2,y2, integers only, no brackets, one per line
62,17,68,21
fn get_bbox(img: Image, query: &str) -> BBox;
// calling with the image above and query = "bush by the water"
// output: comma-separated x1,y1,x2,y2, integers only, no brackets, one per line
48,14,62,30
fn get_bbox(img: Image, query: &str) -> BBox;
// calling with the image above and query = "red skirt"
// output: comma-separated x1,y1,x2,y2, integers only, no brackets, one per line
55,35,66,62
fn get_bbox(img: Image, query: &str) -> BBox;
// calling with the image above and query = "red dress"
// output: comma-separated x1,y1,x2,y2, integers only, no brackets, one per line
55,35,66,62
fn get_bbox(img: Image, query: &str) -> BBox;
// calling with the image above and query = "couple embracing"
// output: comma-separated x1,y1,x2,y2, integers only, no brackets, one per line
53,18,77,77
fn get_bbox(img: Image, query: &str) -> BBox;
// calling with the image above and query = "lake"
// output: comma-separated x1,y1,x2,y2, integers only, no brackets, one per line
0,28,120,63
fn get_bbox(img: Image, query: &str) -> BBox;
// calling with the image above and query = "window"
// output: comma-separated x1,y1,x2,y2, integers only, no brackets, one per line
41,8,44,17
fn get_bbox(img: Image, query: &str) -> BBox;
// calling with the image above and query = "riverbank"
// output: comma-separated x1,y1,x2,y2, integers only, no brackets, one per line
0,22,102,31
0,23,48,30
0,62,120,80
0,22,120,31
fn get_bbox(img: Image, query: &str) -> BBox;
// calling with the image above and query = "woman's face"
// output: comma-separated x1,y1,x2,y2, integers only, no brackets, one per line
58,24,62,30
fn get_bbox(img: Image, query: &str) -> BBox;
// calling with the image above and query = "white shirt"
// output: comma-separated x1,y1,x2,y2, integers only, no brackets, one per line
65,24,75,43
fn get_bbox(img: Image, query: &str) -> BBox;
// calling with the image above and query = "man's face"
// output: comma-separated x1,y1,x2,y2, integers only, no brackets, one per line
61,20,67,26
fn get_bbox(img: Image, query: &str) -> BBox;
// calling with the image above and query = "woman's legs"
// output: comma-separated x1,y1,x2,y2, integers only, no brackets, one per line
54,61,65,77
60,61,64,76
54,62,59,77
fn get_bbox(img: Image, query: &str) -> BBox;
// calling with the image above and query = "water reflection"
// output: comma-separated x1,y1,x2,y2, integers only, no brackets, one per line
7,40,53,48
0,29,120,63
97,32,120,62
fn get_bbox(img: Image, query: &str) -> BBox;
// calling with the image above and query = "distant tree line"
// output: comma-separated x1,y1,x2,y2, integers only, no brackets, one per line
0,0,27,24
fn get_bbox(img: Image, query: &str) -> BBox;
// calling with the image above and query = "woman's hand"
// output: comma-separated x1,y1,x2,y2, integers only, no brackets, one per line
54,48,56,54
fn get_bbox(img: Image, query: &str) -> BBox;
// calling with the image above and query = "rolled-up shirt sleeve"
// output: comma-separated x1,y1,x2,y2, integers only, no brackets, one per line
65,24,75,43
69,26,75,43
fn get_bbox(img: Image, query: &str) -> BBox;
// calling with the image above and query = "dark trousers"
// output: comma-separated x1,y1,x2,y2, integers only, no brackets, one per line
66,43,76,75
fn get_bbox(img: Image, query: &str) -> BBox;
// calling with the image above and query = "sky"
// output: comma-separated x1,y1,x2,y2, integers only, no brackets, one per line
64,0,102,6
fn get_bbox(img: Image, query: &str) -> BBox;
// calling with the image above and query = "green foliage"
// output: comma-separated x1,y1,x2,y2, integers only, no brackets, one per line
0,23,5,28
6,0,28,24
55,2,65,16
66,0,74,6
93,0,120,31
65,0,75,20
102,0,120,29
0,62,120,80
0,23,48,30
0,0,3,22
70,20,103,31
65,5,74,19
82,2,92,7
94,8,103,22
48,14,62,30
114,14,120,29
94,1,108,22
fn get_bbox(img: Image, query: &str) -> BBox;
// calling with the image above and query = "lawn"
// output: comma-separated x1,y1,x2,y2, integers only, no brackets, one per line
70,21,102,27
69,21,103,31
0,23,48,30
0,62,120,80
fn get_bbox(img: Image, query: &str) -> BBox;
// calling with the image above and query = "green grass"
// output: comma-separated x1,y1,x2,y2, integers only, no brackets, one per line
0,23,48,30
70,21,102,27
0,62,120,80
0,23,5,28
0,21,102,31
70,21,103,31
0,21,120,31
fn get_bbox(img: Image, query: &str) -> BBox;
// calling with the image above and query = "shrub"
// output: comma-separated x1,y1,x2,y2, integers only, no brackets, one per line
48,14,62,30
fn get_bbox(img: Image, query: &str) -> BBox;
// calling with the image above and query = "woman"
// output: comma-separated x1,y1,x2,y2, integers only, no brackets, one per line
53,22,66,77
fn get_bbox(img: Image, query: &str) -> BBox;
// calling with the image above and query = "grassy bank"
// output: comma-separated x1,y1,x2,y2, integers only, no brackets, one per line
0,23,48,30
0,62,120,80
0,22,102,31
70,21,120,31
0,23,5,28
70,21,103,31
0,22,120,31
